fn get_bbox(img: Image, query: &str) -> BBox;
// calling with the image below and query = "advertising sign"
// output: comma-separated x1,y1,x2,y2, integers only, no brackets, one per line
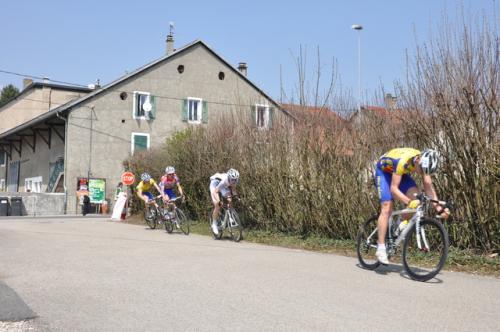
89,178,106,203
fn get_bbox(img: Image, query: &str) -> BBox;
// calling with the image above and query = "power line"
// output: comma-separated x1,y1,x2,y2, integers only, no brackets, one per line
1,70,357,115
0,69,89,88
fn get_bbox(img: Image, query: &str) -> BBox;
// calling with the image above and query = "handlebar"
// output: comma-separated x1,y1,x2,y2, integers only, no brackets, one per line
155,195,184,204
415,192,453,210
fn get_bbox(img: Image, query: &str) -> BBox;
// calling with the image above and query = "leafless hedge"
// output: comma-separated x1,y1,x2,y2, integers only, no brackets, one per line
125,15,498,252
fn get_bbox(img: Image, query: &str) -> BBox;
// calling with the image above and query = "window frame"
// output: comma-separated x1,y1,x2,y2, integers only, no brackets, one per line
131,132,150,154
255,104,270,129
132,91,152,120
187,97,203,124
25,176,42,193
0,151,5,167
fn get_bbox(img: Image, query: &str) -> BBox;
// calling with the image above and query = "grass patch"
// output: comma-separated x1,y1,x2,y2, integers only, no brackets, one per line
123,214,500,277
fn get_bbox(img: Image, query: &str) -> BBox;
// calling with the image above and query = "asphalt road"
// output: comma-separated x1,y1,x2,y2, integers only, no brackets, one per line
0,217,498,332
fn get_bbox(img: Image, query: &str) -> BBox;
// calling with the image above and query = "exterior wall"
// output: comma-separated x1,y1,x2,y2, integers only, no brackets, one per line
65,44,286,213
0,152,6,191
0,86,86,134
0,192,65,216
6,130,65,193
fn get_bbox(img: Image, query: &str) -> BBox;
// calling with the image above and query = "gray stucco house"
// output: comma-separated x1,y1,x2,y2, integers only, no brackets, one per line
0,36,290,214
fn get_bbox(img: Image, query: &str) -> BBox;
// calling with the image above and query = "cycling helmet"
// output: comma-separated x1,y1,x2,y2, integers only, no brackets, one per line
141,172,151,181
419,149,440,174
165,166,175,174
227,168,240,183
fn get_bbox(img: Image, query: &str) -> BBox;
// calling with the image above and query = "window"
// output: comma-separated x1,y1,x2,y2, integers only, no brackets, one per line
133,91,156,119
253,104,275,129
182,98,208,124
131,133,150,154
25,176,42,193
0,151,5,167
0,179,5,191
256,105,269,128
188,98,202,123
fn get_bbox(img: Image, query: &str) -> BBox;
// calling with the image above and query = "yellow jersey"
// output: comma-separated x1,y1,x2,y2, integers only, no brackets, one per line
377,148,421,175
136,179,158,193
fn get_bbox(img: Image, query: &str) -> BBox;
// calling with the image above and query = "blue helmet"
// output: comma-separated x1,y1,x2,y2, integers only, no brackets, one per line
141,172,151,181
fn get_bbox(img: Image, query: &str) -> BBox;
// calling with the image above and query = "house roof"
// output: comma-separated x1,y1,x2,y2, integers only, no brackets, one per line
55,39,292,118
349,105,404,124
282,103,346,126
0,39,294,141
0,99,73,140
0,81,92,113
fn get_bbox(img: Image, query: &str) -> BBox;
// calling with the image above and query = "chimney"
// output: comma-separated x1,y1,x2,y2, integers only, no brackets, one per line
238,62,248,77
385,93,397,110
23,78,33,88
42,77,50,84
166,34,174,55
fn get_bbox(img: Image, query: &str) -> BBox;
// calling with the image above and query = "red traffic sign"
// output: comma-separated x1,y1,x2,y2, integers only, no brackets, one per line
121,172,135,186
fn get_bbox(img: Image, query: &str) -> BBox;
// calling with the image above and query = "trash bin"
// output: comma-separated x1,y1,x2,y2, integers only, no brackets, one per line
10,197,23,216
0,197,9,216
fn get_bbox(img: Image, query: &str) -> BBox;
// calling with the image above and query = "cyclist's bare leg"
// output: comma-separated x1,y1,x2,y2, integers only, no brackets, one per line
210,190,221,221
211,203,220,220
377,200,393,245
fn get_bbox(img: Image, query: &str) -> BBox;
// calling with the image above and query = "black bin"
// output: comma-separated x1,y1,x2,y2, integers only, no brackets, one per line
0,197,9,216
10,197,23,216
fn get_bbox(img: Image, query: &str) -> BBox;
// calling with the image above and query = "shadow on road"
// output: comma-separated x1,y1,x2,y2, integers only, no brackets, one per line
0,281,37,321
355,263,444,284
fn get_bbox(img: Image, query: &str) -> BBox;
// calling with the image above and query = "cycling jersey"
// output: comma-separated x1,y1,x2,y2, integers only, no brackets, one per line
160,174,180,189
209,173,234,198
377,148,421,176
136,179,158,193
160,174,180,199
375,148,420,202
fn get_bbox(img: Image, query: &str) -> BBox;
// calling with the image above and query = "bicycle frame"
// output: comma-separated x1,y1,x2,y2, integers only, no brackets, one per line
365,203,431,255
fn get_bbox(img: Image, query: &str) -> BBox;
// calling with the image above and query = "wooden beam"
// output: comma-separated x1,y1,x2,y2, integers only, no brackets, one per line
8,139,21,157
22,135,35,152
49,125,64,142
45,121,65,126
35,129,51,148
14,134,35,137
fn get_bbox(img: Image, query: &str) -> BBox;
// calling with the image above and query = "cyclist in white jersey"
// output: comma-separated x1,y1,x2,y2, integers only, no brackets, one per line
209,168,240,234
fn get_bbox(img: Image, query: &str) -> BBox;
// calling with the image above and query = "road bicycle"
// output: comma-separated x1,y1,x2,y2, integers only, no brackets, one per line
356,192,452,282
210,195,243,242
159,196,190,235
143,196,161,229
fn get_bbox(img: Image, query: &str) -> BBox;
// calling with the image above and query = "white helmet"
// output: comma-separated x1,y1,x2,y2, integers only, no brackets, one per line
165,166,175,174
227,168,240,183
419,149,440,174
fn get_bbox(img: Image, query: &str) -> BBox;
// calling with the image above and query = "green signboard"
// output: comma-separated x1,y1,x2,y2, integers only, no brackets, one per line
89,178,106,203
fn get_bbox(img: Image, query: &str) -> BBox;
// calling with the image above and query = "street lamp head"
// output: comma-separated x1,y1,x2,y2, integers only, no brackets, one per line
351,24,363,30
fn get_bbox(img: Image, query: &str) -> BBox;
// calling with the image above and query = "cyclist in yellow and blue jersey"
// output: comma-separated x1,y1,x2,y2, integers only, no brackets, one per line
374,148,450,265
136,172,165,208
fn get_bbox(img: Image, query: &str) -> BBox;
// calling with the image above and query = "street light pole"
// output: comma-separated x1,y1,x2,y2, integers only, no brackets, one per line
351,24,363,114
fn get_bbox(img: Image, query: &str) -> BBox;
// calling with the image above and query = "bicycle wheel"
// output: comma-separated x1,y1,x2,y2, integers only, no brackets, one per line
175,208,190,235
145,206,157,229
402,218,449,282
227,208,242,242
356,215,381,270
164,218,173,233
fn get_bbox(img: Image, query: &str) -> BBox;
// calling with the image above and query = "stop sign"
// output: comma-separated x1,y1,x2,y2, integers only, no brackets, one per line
121,172,135,186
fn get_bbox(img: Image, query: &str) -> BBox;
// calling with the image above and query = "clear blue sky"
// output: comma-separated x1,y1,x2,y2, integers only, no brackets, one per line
0,0,497,105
